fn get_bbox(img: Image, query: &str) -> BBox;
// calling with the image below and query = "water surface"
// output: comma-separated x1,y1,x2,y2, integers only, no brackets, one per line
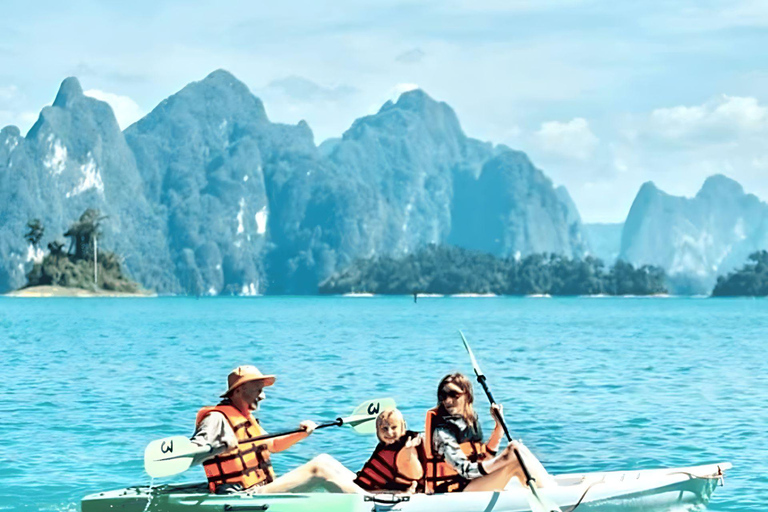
0,297,764,511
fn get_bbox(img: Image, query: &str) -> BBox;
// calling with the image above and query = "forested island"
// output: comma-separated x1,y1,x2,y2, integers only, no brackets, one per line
319,245,667,296
711,251,768,296
13,209,147,296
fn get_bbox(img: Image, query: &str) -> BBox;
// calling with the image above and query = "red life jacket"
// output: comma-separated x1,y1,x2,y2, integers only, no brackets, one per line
196,404,276,493
423,407,490,493
354,431,425,492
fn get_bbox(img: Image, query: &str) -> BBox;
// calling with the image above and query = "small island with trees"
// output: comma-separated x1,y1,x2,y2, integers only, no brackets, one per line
319,245,668,296
7,209,151,297
711,251,768,297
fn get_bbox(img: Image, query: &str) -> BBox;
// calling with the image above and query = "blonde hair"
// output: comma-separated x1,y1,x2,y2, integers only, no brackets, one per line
375,408,407,442
437,373,476,424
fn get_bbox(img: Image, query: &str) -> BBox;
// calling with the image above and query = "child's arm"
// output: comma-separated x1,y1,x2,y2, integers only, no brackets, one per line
396,434,425,480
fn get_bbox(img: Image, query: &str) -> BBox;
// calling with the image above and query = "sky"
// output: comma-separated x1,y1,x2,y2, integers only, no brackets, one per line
1,0,767,223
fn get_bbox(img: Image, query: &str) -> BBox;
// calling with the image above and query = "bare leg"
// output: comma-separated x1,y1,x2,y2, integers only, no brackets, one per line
464,444,556,492
516,444,557,487
464,462,524,492
252,454,366,494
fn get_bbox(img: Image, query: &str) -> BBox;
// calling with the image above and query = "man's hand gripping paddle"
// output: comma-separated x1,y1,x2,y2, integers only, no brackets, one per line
144,397,395,478
459,331,561,512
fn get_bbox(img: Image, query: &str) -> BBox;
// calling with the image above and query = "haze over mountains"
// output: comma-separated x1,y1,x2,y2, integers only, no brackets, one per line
1,70,766,294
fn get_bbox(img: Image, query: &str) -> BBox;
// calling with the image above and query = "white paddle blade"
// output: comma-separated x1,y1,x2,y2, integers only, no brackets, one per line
342,414,379,434
526,487,563,512
459,330,483,376
344,398,396,435
351,397,396,418
144,435,204,478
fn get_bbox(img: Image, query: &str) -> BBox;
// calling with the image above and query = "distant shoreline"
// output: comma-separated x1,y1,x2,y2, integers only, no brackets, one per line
337,292,683,298
4,285,156,298
6,289,762,298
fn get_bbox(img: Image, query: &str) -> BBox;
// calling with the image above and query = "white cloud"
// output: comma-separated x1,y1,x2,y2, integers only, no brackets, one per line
266,76,356,103
0,85,19,102
395,48,425,64
648,95,768,141
0,85,36,131
507,95,768,223
589,94,768,221
84,89,144,129
444,0,588,13
534,117,599,161
646,0,768,33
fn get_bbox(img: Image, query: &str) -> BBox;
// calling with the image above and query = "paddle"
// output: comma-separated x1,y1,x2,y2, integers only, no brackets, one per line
459,331,561,512
144,397,396,478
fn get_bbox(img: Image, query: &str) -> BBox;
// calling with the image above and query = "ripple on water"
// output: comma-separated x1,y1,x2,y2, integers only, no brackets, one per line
0,297,763,511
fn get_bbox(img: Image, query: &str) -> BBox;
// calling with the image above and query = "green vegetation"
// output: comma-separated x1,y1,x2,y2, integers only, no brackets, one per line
24,209,141,293
712,251,768,296
319,245,667,296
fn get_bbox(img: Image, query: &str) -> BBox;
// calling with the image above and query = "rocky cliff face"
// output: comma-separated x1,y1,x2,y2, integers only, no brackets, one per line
584,223,623,264
620,175,768,293
448,151,586,258
325,91,587,262
0,78,174,293
1,71,589,294
125,70,278,295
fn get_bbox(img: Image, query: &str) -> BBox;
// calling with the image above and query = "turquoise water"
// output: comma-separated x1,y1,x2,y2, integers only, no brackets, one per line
0,296,765,511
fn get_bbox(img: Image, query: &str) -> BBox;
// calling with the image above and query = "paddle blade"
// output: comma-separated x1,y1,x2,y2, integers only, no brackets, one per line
526,486,563,512
144,436,208,478
342,398,397,435
459,330,484,377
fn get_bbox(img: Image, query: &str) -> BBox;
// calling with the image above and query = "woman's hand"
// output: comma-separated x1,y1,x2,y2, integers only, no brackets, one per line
299,420,317,435
499,440,522,462
490,403,504,428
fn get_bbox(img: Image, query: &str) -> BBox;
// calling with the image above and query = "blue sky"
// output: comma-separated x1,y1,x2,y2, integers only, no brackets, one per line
2,0,767,222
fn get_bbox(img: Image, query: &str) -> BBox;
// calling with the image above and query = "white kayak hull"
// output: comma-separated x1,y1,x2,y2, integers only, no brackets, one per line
82,462,730,512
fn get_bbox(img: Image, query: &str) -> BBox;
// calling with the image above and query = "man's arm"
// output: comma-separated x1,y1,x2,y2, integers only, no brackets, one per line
268,420,317,453
190,412,238,464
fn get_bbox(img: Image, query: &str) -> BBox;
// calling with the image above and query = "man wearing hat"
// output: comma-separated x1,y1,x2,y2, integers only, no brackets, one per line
191,365,363,494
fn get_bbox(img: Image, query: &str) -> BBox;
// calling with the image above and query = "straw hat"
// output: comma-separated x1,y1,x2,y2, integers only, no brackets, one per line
221,365,276,397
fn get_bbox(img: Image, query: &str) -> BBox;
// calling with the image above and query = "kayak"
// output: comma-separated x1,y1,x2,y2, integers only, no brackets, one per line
82,462,730,512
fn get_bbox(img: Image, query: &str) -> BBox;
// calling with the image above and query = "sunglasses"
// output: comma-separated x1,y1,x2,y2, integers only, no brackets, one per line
439,388,465,400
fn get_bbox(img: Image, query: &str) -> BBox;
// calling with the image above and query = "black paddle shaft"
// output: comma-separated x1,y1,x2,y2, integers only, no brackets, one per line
240,418,343,444
475,374,537,486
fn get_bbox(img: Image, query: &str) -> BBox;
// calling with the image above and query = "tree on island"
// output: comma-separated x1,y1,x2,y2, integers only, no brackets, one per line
24,219,45,249
23,209,141,293
711,251,768,296
63,208,105,260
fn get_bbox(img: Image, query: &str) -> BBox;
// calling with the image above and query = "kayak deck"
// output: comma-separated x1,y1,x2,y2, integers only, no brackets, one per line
82,462,730,512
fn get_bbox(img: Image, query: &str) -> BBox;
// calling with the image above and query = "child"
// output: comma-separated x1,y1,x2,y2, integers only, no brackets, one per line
354,409,425,493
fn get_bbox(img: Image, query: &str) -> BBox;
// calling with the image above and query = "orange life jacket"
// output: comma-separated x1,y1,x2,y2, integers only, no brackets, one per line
353,431,425,492
423,407,490,493
196,404,276,493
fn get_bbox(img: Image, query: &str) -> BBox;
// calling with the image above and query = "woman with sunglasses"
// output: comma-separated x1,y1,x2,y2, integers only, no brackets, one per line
423,373,555,493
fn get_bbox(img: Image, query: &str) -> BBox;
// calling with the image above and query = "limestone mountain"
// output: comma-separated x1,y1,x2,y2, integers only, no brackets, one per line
1,71,589,294
125,70,279,295
620,175,768,293
0,78,175,293
328,91,587,259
